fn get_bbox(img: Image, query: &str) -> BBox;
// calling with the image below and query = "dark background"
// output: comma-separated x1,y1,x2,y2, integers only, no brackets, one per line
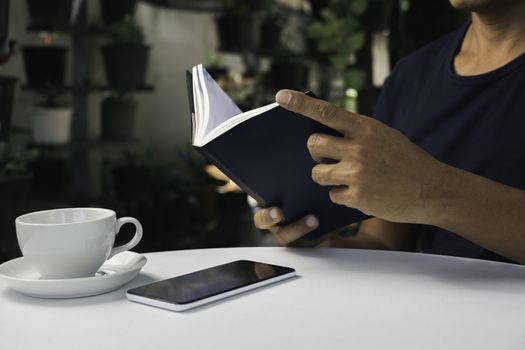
0,0,467,263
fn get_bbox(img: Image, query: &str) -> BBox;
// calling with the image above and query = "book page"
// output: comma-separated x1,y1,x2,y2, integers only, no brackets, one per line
201,102,278,146
197,65,242,136
191,64,278,147
193,66,205,142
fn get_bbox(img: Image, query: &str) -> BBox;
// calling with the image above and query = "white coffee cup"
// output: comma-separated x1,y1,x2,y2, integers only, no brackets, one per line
15,208,143,279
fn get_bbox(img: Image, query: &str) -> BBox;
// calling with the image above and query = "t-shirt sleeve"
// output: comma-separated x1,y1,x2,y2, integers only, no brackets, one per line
371,74,394,126
371,56,411,127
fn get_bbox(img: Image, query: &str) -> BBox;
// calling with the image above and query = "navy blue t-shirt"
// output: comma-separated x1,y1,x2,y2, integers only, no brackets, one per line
373,22,525,263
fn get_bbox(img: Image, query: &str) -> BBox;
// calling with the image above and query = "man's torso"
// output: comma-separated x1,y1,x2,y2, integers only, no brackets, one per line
374,23,525,262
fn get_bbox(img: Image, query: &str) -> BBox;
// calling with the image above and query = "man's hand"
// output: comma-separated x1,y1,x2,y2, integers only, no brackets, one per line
205,165,242,193
254,91,525,263
275,89,451,224
253,207,332,246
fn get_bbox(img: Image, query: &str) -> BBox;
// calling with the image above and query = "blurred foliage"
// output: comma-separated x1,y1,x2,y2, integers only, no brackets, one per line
35,86,67,107
113,147,153,169
38,31,59,45
106,17,145,45
170,145,213,186
0,141,38,181
206,52,226,69
218,73,256,109
104,145,252,251
307,0,368,91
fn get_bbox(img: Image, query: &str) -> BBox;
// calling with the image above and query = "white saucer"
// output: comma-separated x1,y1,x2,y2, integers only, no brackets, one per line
0,251,147,299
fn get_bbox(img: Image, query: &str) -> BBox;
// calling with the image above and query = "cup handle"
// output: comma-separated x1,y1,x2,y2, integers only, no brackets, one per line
108,217,143,259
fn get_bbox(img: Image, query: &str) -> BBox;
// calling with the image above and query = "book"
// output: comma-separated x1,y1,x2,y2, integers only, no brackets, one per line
187,64,367,239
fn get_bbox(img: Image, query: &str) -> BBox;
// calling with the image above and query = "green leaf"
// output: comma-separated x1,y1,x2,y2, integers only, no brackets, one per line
107,17,145,44
306,22,323,39
330,55,349,71
348,31,366,50
350,0,369,15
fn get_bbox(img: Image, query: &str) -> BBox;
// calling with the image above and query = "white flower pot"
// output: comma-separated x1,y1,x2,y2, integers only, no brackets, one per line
32,107,72,145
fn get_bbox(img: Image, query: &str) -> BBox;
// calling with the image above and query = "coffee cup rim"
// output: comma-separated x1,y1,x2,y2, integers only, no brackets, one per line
15,208,116,226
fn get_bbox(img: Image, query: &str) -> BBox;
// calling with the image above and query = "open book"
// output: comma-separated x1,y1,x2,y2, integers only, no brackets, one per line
187,64,367,239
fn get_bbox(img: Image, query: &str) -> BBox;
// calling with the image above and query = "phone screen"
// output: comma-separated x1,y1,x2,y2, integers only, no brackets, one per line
127,260,295,305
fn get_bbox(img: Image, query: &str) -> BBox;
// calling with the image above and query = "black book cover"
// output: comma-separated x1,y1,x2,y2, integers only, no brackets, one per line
187,71,367,239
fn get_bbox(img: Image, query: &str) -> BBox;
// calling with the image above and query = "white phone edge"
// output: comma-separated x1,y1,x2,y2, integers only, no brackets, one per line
126,271,296,312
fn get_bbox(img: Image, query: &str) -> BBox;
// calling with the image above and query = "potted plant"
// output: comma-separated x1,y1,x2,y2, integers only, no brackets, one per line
215,0,265,52
0,0,9,45
259,4,286,53
100,93,137,140
100,0,137,26
215,13,248,52
22,33,68,87
0,0,16,142
0,141,36,261
0,76,16,141
101,18,150,92
306,0,368,94
0,40,15,65
26,0,73,31
31,88,72,145
22,45,68,86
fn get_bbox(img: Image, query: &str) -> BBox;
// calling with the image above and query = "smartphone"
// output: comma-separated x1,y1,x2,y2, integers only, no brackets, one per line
126,260,296,311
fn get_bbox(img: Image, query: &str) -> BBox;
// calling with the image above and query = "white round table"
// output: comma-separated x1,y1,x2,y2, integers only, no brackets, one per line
2,247,525,350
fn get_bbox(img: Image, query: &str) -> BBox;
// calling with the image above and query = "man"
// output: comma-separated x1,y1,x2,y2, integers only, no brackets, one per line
254,0,525,264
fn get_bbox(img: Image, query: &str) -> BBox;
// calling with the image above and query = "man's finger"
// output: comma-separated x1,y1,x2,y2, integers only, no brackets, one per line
307,133,349,162
253,207,283,230
276,89,360,135
329,187,350,206
311,163,349,186
271,215,319,246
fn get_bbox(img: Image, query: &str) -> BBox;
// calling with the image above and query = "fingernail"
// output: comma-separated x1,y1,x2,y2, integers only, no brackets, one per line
270,208,280,220
276,91,292,106
305,215,319,228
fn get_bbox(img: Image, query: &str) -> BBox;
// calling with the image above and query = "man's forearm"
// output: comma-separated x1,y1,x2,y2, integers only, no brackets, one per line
266,90,525,258
424,164,525,264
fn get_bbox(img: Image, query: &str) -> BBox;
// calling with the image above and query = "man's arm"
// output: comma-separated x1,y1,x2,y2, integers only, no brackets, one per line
420,164,525,263
329,219,418,251
253,209,417,251
273,89,525,264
